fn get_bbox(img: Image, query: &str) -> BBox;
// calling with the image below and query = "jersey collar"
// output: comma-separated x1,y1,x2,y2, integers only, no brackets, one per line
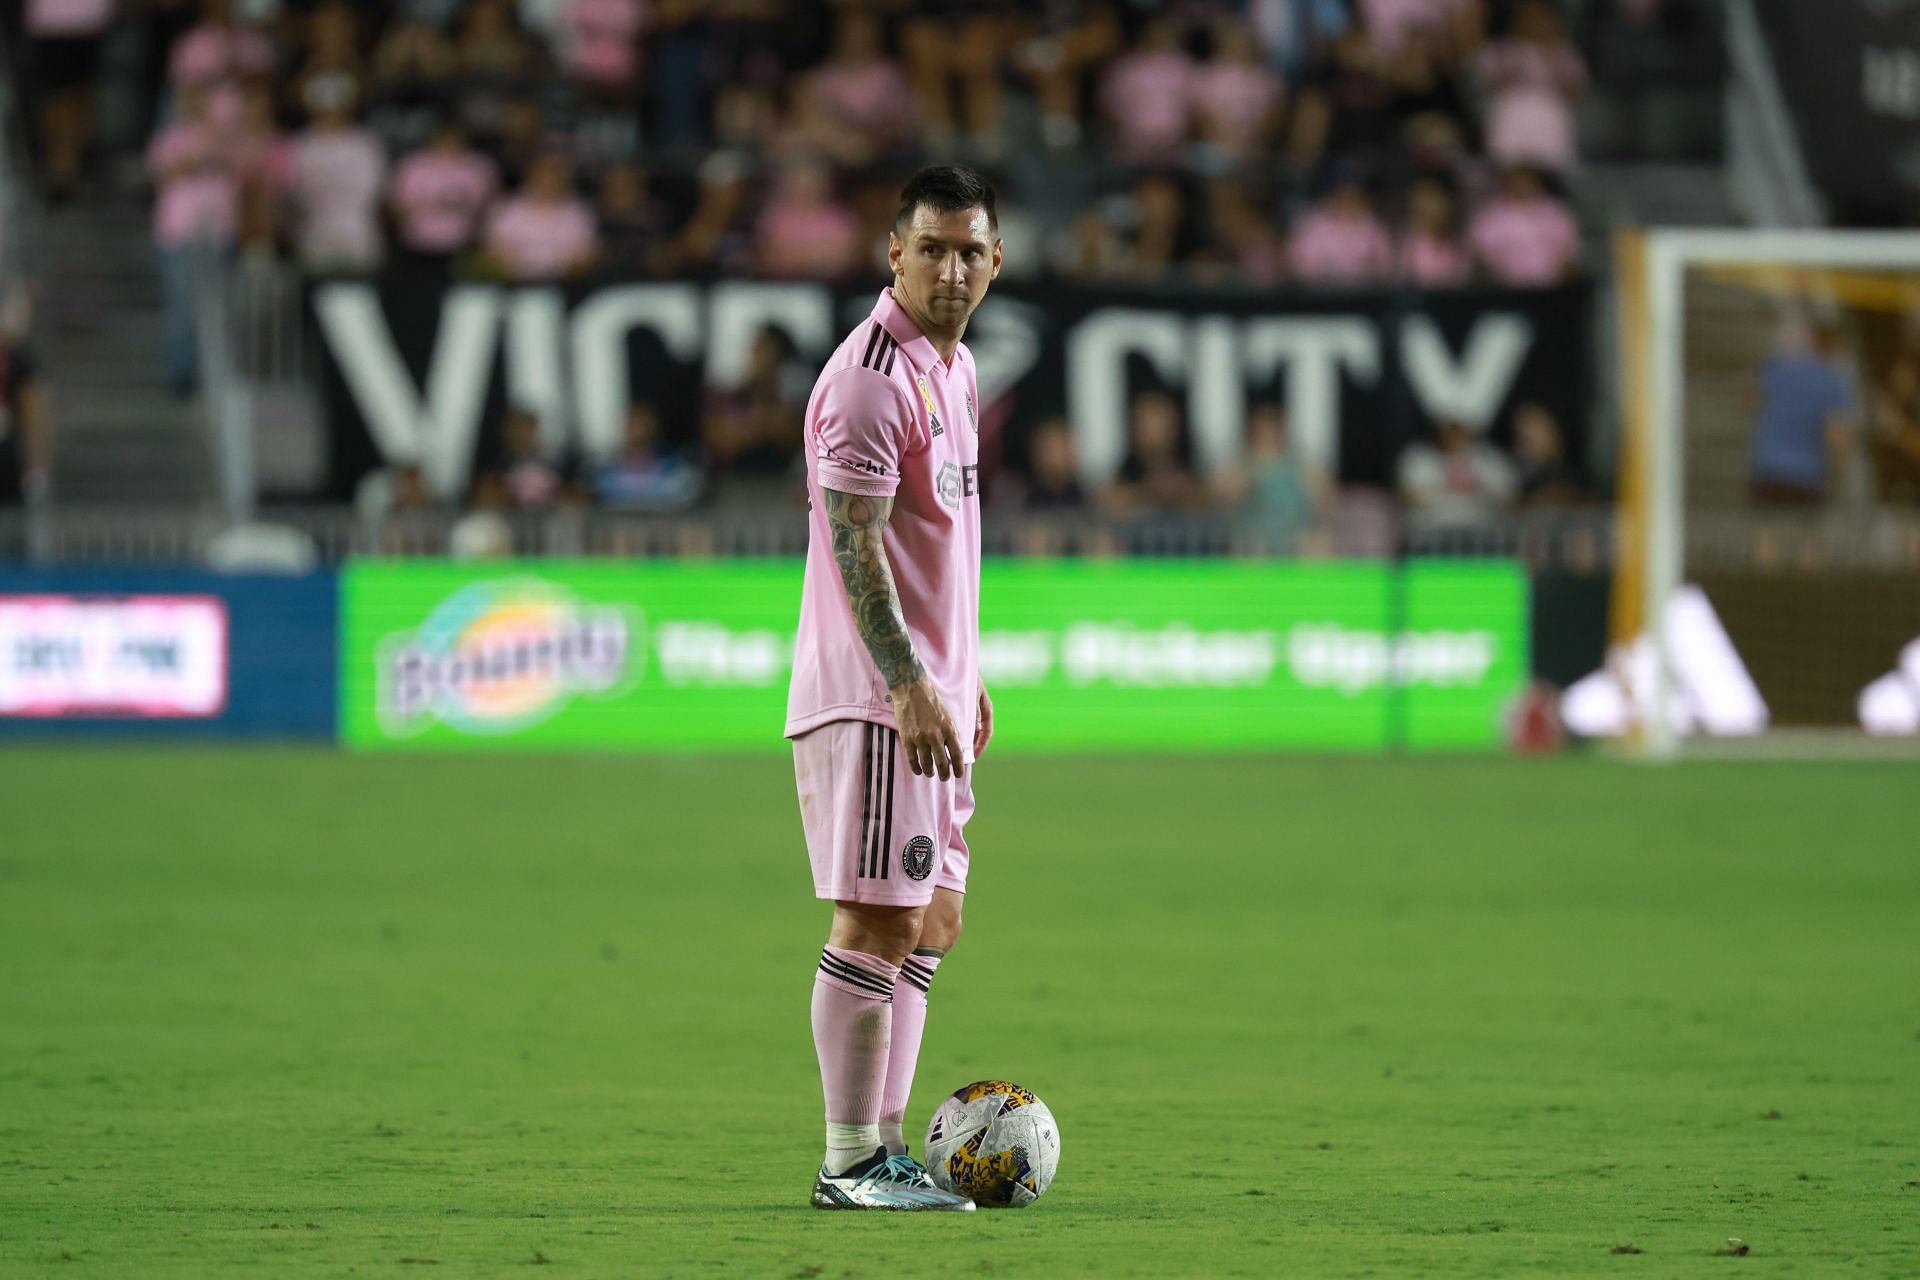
874,288,943,375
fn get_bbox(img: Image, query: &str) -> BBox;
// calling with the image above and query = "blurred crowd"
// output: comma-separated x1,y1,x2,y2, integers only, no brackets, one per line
102,0,1603,290
7,0,1669,519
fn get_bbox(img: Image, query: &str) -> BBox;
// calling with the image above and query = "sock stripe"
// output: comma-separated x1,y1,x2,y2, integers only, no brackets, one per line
899,956,935,992
819,959,893,1000
819,950,895,998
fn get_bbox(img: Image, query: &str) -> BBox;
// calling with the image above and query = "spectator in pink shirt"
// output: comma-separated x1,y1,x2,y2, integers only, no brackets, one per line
789,11,918,168
147,81,246,393
754,157,862,281
25,0,118,201
1476,0,1588,173
1102,19,1197,166
1190,17,1286,170
168,0,273,93
390,123,499,259
1359,0,1482,62
1289,174,1394,286
1397,176,1471,287
484,150,600,281
1469,166,1580,287
559,0,645,96
286,77,388,273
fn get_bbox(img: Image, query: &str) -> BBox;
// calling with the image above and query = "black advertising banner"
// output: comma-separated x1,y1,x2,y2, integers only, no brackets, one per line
1752,0,1920,225
312,267,1592,502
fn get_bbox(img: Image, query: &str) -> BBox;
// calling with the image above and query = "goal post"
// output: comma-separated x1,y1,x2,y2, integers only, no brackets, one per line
1610,228,1920,759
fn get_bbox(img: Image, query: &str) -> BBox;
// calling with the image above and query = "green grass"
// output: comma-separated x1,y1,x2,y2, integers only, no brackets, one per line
2,750,1917,1277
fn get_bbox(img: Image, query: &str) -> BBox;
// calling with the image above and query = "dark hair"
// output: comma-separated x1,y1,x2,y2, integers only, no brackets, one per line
895,165,998,235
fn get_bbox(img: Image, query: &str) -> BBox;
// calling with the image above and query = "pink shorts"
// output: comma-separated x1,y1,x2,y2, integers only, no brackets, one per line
793,718,972,906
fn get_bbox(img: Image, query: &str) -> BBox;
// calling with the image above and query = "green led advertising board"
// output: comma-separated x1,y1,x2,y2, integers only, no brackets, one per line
338,560,1527,751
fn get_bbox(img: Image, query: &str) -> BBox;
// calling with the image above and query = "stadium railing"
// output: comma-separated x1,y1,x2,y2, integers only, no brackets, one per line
0,506,1630,570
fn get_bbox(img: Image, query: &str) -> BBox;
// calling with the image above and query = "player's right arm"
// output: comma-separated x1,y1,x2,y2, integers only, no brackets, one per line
821,486,965,780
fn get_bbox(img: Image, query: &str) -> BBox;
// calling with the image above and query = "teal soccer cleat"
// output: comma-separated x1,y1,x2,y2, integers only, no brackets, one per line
810,1148,976,1211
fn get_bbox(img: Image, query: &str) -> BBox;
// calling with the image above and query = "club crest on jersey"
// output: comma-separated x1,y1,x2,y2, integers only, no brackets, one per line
966,390,976,433
916,376,943,437
902,835,935,881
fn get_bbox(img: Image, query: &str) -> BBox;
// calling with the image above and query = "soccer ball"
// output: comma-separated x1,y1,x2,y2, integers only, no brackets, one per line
923,1080,1060,1208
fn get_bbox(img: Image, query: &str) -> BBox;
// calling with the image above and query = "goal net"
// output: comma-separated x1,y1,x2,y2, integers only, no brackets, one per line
1578,230,1920,757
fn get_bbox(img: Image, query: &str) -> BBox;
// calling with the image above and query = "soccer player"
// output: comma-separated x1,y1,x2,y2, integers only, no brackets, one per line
786,165,1001,1211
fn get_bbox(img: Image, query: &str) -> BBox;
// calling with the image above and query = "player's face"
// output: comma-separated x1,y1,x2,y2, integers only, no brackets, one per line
889,205,1001,332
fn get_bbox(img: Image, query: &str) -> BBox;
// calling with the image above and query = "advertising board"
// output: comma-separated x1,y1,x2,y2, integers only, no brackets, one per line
340,560,1528,752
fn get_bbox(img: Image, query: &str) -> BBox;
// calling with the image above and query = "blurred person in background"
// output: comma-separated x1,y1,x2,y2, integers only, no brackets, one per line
1289,168,1394,286
0,342,53,507
1748,317,1855,508
787,11,919,170
1245,0,1352,81
557,0,645,98
997,415,1088,513
483,149,600,281
1358,0,1483,64
596,161,671,273
656,149,754,278
458,0,545,82
292,2,368,119
596,401,702,512
1101,17,1196,167
168,0,273,97
1396,173,1470,286
1397,417,1518,532
471,403,582,510
901,4,1018,156
1189,17,1287,174
389,121,500,264
1010,1,1121,152
1104,389,1207,516
286,76,388,274
24,0,117,202
1072,172,1194,282
754,157,863,281
367,18,459,153
1475,0,1587,174
147,81,246,395
452,0,546,151
1217,402,1328,551
702,324,807,486
998,415,1090,555
1195,182,1287,285
1870,350,1920,505
1469,165,1579,286
1511,401,1586,507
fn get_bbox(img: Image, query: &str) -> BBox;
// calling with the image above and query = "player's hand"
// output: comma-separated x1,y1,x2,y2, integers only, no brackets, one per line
892,677,966,780
974,680,994,760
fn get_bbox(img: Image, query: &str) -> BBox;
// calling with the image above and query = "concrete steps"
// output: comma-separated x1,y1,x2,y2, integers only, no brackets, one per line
33,195,214,509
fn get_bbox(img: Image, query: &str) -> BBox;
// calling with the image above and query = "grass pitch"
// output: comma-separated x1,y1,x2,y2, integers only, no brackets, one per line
2,749,1917,1277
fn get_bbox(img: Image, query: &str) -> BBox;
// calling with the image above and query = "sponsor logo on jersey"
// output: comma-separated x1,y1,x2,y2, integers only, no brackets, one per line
902,835,936,881
380,581,635,735
916,376,943,437
936,461,980,510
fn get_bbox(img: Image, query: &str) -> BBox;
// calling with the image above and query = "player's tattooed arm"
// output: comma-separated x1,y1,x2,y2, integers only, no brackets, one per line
822,486,925,690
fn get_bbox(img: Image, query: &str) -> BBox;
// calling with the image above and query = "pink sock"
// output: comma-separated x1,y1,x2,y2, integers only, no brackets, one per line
812,945,900,1174
879,952,943,1155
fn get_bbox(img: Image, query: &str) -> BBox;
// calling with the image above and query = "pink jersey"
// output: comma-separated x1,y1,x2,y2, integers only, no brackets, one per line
786,288,982,757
